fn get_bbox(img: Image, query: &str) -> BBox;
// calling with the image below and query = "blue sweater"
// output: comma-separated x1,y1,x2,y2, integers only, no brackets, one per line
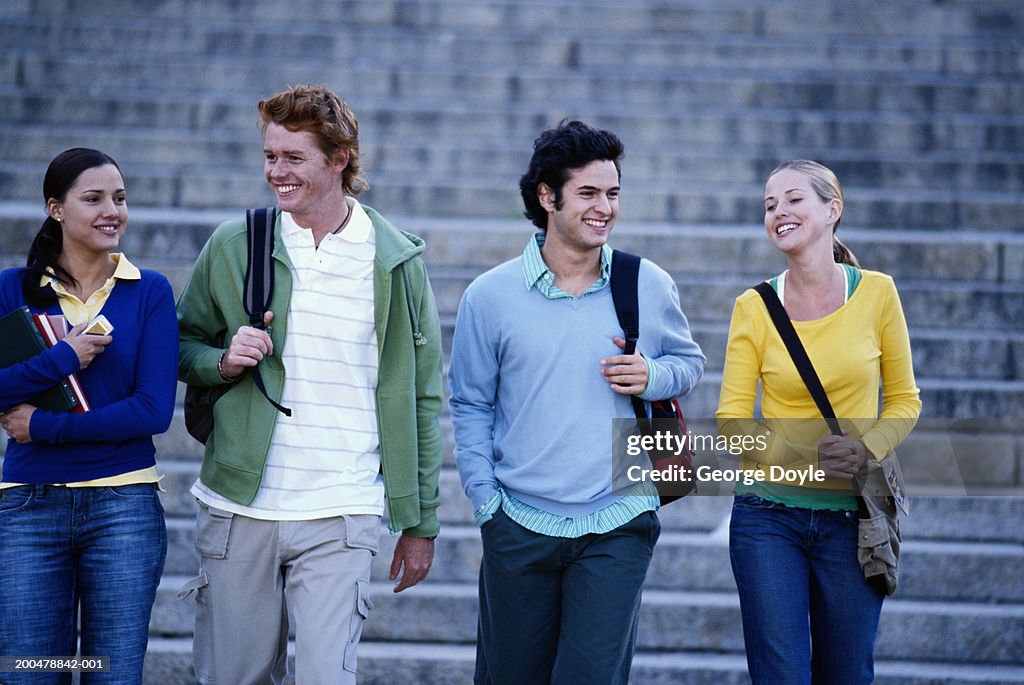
449,256,705,517
0,267,178,483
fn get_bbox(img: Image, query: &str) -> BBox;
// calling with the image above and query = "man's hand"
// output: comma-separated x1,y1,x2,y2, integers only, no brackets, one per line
0,404,36,443
389,534,435,593
817,433,870,480
220,311,274,379
601,336,649,395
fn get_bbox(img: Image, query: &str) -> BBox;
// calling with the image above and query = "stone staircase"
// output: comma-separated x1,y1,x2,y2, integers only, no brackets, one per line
1,0,1022,683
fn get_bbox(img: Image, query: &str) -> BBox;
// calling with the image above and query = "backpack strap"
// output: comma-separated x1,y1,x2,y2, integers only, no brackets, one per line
244,208,276,327
244,208,291,418
610,250,648,423
752,281,841,437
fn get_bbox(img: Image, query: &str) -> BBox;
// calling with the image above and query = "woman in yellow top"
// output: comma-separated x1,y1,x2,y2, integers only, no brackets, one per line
717,160,921,684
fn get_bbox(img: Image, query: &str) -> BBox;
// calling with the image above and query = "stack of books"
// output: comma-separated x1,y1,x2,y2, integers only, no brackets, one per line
0,306,90,412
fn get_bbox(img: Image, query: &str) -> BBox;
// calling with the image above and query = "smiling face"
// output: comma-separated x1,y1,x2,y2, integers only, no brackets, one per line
763,168,840,256
48,164,127,258
539,159,620,256
263,122,349,223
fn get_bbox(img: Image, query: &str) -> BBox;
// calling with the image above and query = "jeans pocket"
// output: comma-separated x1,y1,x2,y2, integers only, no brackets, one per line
104,483,158,498
733,494,777,509
343,515,381,555
0,485,33,514
195,503,234,559
343,578,374,673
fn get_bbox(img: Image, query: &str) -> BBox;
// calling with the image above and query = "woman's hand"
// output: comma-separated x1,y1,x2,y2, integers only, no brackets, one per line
62,323,113,370
817,433,870,480
0,404,36,443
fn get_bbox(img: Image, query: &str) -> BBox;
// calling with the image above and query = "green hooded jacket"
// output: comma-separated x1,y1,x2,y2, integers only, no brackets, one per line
177,206,443,537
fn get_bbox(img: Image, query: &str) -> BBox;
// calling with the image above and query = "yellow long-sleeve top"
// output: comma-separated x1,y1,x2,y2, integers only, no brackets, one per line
716,269,922,495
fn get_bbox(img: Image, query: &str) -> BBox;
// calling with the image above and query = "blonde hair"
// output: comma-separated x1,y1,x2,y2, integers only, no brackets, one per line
258,84,368,196
768,160,859,267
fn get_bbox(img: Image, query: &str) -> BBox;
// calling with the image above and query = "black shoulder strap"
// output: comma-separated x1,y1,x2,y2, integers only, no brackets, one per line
610,250,647,423
753,281,841,437
611,250,641,355
244,208,291,418
244,208,276,327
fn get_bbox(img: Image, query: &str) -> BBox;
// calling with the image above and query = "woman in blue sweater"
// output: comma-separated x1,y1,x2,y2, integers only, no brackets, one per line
0,148,178,684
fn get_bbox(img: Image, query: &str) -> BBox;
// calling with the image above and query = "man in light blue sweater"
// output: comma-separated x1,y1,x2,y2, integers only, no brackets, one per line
448,120,706,684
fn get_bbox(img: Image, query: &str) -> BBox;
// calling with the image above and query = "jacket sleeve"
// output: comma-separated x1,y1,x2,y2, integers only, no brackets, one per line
29,277,179,443
447,287,501,513
177,229,233,388
406,261,445,538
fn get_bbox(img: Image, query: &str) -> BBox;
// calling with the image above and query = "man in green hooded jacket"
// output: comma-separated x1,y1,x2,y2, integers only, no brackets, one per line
177,84,443,684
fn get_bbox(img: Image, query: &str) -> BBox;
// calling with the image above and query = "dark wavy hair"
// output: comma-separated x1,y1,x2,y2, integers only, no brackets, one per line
258,84,368,196
519,119,624,230
24,148,122,308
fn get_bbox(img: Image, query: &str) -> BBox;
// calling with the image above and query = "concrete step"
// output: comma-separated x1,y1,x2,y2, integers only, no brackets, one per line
9,52,1022,117
152,575,1024,663
9,0,1023,39
140,637,1024,685
2,90,1020,154
423,268,1024,332
155,508,1024,604
2,158,1019,229
5,124,1024,194
2,17,1021,77
5,211,1021,285
1,257,1015,379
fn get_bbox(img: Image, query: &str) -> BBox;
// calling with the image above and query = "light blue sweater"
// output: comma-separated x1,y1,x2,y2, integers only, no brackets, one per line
449,254,705,517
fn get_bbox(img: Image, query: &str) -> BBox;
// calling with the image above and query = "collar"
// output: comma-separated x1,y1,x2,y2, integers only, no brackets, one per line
39,253,141,289
521,232,612,292
280,198,372,245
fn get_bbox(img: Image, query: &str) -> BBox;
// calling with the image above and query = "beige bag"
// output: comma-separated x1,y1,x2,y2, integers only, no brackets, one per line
854,452,908,596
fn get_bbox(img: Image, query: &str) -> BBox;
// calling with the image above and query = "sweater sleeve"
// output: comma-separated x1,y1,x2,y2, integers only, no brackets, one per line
0,342,81,412
0,272,83,410
861,277,921,460
448,287,501,512
637,263,706,402
715,292,815,467
30,277,179,443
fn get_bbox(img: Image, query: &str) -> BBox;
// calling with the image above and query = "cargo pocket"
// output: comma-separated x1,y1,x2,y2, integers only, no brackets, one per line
195,502,234,559
343,514,381,556
857,513,899,593
176,572,214,683
343,579,374,673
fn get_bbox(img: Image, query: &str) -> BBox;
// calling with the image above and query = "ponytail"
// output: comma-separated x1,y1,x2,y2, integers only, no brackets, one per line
23,217,74,308
833,234,860,268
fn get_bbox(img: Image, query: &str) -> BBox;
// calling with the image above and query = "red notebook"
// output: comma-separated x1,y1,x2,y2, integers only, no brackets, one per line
32,313,90,413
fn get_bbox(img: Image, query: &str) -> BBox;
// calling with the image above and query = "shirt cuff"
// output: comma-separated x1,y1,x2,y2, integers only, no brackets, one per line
637,354,659,401
474,492,502,527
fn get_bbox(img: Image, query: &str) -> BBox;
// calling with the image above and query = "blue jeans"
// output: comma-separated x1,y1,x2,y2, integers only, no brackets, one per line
0,484,167,685
475,508,660,685
729,495,884,685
